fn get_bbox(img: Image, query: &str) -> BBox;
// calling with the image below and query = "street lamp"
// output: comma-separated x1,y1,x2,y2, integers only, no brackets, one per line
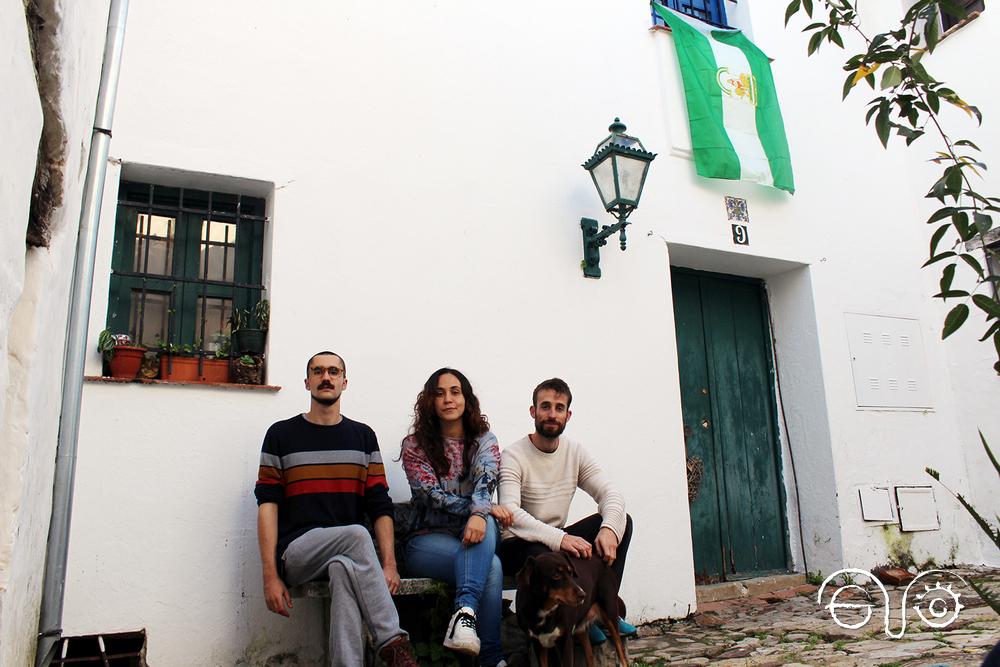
580,118,656,278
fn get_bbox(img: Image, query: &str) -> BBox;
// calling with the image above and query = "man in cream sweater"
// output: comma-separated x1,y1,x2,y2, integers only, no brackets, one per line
498,378,633,589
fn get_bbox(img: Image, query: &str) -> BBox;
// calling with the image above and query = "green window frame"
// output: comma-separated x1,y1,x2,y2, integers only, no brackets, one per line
106,181,266,353
941,0,983,31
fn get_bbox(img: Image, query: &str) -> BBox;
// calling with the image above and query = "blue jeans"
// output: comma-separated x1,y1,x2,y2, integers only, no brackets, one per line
404,517,505,666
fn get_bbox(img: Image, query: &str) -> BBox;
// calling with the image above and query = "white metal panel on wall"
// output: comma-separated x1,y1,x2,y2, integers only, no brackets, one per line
844,313,933,409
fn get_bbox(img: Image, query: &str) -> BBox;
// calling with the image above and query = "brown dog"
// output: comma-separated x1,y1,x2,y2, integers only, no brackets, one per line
515,551,628,667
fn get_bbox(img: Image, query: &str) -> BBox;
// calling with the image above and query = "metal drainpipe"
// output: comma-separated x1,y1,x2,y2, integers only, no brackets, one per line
36,1,129,665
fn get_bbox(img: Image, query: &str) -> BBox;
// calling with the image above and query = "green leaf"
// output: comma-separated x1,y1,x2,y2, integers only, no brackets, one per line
802,0,813,16
980,319,1000,341
924,7,941,52
942,303,969,338
973,294,1000,319
929,224,950,256
940,263,957,292
980,430,1000,479
945,166,964,200
935,290,970,299
926,90,941,114
952,211,973,241
927,206,958,224
974,211,993,234
875,107,891,147
880,66,903,89
842,71,857,99
828,29,844,48
785,0,802,26
959,252,985,278
955,139,981,150
923,251,956,267
808,30,824,55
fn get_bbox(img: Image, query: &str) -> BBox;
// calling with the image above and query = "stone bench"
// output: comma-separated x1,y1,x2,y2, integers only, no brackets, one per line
286,503,627,665
291,576,442,599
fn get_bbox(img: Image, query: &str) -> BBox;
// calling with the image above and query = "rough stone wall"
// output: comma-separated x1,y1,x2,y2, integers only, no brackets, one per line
0,1,110,664
0,0,46,659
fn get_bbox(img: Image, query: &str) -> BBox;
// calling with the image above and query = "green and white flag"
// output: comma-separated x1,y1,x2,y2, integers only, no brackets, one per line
653,4,795,193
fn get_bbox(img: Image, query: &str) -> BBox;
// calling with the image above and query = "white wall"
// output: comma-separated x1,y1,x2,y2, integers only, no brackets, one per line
909,8,1000,566
0,1,111,664
0,0,45,658
57,1,1000,664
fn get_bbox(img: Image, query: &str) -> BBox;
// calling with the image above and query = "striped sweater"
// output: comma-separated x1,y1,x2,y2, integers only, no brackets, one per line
254,414,393,559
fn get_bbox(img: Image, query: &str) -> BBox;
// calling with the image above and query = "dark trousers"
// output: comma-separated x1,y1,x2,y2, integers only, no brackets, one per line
499,513,633,586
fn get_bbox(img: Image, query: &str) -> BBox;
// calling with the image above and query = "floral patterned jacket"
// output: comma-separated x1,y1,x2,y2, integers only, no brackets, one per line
400,431,500,536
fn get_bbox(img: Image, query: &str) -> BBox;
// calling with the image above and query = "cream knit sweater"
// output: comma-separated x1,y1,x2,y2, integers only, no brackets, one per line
498,435,626,551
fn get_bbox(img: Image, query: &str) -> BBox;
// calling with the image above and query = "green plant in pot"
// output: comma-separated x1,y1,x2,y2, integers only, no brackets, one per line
231,298,268,355
157,340,202,382
97,329,147,379
231,354,263,385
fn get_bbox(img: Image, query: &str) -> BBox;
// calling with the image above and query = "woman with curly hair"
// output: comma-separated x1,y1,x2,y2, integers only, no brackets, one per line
401,368,512,667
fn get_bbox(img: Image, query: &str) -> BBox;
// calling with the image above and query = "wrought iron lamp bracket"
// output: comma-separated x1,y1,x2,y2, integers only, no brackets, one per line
581,214,631,279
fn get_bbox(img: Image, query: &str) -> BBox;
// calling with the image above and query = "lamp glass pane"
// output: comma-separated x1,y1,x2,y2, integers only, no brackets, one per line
615,154,649,203
591,156,617,208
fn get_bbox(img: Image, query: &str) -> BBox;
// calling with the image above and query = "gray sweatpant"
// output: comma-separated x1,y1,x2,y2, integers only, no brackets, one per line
282,524,406,667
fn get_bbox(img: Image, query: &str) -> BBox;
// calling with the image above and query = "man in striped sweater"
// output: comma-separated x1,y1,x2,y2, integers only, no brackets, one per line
498,378,635,635
255,351,417,667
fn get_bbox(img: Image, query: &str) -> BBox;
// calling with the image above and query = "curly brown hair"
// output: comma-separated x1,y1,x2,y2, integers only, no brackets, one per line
408,368,490,479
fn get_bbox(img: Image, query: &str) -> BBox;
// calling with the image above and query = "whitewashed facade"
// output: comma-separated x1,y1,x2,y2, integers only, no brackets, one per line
2,0,998,664
1,1,113,664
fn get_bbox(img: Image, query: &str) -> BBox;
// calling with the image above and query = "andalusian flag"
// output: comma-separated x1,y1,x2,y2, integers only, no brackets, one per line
653,4,795,193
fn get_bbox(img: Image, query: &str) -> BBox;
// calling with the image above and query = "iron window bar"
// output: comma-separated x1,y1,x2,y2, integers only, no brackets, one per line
114,182,266,381
651,0,730,29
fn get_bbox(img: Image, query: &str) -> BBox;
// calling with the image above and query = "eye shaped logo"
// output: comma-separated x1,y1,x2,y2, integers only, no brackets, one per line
913,582,964,628
824,583,874,630
817,569,969,638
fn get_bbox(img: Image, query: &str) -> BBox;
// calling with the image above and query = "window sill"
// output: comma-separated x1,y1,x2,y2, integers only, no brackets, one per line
941,10,981,40
84,375,281,391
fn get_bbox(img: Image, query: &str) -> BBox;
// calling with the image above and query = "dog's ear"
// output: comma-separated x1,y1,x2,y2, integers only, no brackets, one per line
516,556,536,588
560,551,579,578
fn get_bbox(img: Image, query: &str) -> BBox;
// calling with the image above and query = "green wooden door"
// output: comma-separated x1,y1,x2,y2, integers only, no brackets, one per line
672,269,788,583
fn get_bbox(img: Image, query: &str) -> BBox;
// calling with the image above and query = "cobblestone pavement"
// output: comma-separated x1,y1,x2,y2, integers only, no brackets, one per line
627,567,1000,667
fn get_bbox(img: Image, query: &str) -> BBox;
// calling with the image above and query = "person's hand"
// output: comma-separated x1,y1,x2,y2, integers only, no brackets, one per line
594,527,619,566
383,562,401,595
264,575,293,617
490,505,514,529
560,534,592,559
463,514,487,545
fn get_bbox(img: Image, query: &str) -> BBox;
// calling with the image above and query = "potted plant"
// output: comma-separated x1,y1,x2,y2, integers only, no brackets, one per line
138,352,160,380
97,330,147,379
199,336,231,383
231,298,269,355
231,354,263,385
157,341,201,382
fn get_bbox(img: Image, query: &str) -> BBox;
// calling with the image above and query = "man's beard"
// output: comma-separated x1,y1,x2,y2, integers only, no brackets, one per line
312,393,341,407
535,419,565,439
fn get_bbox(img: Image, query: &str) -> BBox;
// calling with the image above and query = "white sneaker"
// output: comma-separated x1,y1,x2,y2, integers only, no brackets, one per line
443,606,480,655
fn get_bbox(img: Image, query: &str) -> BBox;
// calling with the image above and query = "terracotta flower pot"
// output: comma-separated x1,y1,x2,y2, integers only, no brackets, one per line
200,358,230,383
109,346,147,379
159,355,201,382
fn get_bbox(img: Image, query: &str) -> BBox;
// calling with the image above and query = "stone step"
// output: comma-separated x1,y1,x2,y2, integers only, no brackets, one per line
696,573,807,604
